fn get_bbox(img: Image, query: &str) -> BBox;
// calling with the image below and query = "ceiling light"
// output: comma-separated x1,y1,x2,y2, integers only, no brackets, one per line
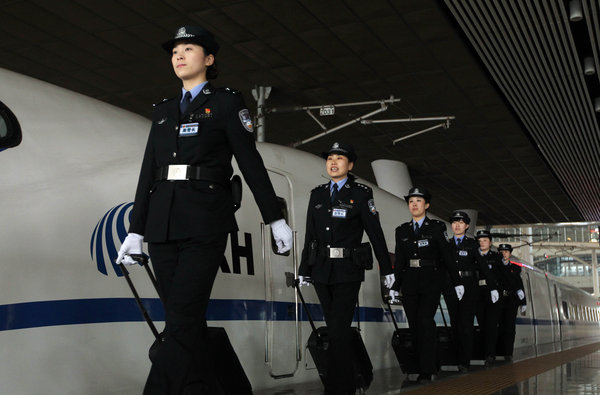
584,57,595,75
570,0,583,22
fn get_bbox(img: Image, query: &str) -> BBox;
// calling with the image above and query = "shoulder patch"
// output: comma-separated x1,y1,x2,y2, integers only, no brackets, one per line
367,199,377,215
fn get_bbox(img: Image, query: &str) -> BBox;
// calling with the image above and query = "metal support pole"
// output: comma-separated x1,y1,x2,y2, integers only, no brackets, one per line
252,85,271,142
592,249,599,296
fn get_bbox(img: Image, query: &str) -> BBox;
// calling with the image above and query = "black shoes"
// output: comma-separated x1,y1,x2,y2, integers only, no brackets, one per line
458,364,469,373
484,356,495,367
416,374,434,384
505,355,513,362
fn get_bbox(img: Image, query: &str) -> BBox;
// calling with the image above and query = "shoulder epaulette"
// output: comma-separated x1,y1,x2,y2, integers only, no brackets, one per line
312,183,328,192
153,96,176,107
354,182,372,191
218,87,240,95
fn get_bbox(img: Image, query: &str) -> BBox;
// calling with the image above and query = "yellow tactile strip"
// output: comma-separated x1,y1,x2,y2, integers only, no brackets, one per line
400,342,600,394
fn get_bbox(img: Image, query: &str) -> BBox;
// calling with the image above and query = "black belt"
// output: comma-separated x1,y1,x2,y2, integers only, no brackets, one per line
458,270,477,278
156,165,226,185
408,259,437,268
319,247,352,259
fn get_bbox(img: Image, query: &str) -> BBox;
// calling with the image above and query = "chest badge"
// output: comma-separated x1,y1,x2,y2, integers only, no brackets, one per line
332,208,347,218
417,239,429,247
179,122,199,137
459,250,468,256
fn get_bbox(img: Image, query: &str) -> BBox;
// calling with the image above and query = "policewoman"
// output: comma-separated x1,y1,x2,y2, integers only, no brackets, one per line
497,244,526,361
116,26,293,394
474,230,502,366
298,142,394,394
389,187,463,383
442,211,497,373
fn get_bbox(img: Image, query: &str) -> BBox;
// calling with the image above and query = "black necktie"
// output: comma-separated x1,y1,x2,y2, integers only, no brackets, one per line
180,91,192,114
456,238,461,247
414,222,419,235
330,183,338,204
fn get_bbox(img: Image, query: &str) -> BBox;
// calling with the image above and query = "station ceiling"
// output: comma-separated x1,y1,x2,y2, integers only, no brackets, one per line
1,0,598,225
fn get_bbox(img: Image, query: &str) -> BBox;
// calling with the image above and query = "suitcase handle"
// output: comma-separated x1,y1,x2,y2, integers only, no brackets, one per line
285,272,319,334
384,296,400,331
119,260,162,341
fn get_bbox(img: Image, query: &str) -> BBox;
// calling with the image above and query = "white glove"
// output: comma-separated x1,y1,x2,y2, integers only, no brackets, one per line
520,305,527,313
517,289,525,300
298,275,311,287
384,274,395,289
116,233,144,265
491,289,499,303
455,285,464,301
271,219,293,253
389,289,400,302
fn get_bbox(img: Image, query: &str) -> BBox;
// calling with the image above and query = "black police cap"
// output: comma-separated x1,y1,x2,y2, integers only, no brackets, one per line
403,186,431,203
162,26,220,55
476,230,492,240
498,243,513,252
321,142,357,163
449,210,470,224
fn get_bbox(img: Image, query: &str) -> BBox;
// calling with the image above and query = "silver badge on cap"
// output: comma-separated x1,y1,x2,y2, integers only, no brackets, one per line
239,109,253,132
175,27,193,39
333,142,339,149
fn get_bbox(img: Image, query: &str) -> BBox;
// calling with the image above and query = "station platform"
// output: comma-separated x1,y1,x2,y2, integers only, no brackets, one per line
255,341,600,394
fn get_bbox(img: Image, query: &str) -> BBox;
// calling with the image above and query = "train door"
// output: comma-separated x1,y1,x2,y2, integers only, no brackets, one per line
263,171,300,378
553,284,562,342
546,280,560,344
525,273,537,345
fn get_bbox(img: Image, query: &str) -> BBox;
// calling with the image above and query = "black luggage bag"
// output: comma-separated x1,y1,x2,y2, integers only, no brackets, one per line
286,272,373,390
436,304,457,367
119,255,252,394
385,297,418,374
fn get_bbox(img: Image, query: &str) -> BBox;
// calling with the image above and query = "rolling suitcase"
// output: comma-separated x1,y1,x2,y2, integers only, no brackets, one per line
286,272,373,390
385,296,418,374
436,303,457,367
119,255,252,394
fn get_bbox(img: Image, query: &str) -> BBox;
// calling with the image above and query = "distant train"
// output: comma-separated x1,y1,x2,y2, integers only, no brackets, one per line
1,67,599,394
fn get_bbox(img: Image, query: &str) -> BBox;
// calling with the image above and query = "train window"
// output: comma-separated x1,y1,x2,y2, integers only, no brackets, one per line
562,301,569,319
270,197,290,256
0,101,22,149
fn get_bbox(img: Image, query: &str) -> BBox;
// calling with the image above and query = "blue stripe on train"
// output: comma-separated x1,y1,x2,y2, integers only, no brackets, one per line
0,298,595,331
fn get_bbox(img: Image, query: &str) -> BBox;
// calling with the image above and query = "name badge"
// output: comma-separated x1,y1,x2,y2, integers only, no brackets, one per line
332,208,347,218
459,250,468,256
179,122,199,137
417,239,429,247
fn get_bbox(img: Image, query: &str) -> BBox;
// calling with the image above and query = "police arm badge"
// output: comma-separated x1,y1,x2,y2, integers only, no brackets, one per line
368,199,377,215
238,109,253,132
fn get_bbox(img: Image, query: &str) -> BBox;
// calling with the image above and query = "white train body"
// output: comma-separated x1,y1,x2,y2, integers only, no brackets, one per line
0,68,598,394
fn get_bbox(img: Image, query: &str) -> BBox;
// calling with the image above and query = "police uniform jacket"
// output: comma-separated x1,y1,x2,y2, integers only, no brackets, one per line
129,84,282,242
298,180,393,284
391,217,460,295
448,236,490,291
477,250,502,295
500,258,527,305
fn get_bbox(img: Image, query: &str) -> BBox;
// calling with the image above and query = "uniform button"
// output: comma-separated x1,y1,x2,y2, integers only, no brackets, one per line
175,126,179,130
209,184,215,189
172,152,177,158
327,245,330,248
325,227,330,231
328,209,331,213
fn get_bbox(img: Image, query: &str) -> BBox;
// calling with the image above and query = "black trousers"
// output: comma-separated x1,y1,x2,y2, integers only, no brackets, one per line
475,289,502,359
402,290,441,375
444,282,479,366
144,233,228,395
313,281,361,394
498,296,520,357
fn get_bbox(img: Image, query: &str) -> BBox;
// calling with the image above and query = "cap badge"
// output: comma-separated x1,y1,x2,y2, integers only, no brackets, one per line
175,27,193,39
333,142,339,149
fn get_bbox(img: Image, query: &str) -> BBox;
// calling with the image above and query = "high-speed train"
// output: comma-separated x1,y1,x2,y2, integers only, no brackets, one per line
1,67,599,394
